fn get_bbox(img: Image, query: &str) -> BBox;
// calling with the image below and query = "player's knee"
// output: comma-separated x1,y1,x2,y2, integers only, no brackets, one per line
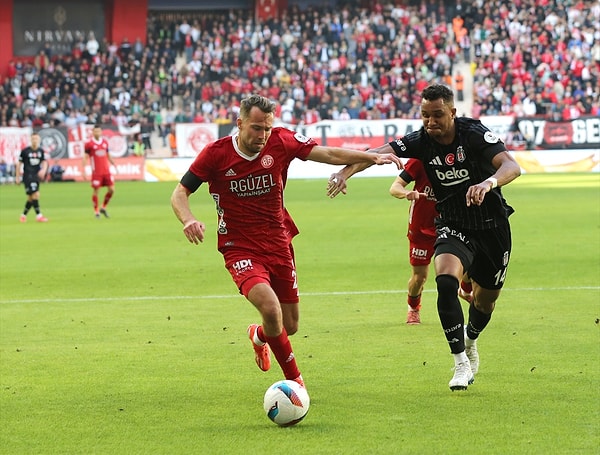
436,274,459,300
260,305,282,326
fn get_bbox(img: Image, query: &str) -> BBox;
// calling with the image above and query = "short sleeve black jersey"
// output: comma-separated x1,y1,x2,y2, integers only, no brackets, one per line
19,147,45,179
389,117,514,231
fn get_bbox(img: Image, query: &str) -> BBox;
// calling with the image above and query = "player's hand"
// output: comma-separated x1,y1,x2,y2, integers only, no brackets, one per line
406,190,427,201
327,172,347,198
183,219,206,244
466,181,492,207
372,153,403,169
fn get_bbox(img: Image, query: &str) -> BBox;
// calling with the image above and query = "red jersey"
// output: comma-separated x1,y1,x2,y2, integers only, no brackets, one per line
188,127,316,253
84,138,112,175
401,159,438,242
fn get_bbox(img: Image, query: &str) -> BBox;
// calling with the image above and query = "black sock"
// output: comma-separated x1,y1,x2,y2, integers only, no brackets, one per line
467,302,492,340
32,200,40,215
23,201,33,215
436,274,464,354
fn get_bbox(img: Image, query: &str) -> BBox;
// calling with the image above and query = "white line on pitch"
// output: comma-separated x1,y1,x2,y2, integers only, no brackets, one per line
1,286,598,304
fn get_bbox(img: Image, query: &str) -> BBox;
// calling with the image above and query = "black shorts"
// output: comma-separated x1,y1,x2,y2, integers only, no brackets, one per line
23,176,41,195
434,218,512,290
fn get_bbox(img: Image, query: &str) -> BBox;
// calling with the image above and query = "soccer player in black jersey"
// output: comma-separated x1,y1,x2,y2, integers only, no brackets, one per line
17,132,49,223
328,84,521,390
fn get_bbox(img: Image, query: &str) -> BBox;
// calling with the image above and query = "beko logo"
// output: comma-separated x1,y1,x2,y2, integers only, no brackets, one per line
435,168,470,186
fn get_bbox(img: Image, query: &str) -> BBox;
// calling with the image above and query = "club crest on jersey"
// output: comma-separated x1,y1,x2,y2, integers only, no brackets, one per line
294,132,310,143
445,153,455,166
261,154,274,168
484,131,500,144
456,146,465,162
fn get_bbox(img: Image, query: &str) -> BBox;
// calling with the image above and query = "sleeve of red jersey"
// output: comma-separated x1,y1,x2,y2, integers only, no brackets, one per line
188,141,215,181
402,158,420,181
277,128,318,161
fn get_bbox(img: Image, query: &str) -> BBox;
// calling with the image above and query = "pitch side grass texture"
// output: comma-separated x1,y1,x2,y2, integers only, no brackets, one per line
1,174,598,454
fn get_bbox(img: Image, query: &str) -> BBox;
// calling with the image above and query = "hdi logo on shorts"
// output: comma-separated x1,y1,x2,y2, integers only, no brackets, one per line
232,259,253,273
411,247,428,258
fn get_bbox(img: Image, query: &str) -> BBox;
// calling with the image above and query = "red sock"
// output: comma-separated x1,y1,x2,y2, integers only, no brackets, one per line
92,195,99,212
103,192,113,207
461,281,473,293
407,294,421,311
264,327,301,380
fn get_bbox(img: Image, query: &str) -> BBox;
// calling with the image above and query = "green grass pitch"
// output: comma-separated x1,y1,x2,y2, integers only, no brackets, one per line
1,173,598,454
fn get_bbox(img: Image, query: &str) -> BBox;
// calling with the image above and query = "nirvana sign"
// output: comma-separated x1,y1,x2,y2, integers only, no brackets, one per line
13,0,105,56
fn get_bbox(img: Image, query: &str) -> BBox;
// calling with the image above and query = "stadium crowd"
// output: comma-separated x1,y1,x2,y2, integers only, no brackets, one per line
0,0,598,137
470,0,600,120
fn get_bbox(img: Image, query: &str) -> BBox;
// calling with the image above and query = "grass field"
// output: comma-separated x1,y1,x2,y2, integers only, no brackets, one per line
1,173,599,454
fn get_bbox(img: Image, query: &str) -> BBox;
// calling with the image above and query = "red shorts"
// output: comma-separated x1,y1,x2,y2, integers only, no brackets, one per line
91,174,114,188
408,236,436,267
224,245,299,304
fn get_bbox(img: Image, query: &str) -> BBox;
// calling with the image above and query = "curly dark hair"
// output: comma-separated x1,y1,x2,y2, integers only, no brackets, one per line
422,84,455,106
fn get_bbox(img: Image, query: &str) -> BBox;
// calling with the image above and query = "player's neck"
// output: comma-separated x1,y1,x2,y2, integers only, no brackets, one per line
235,135,253,157
434,134,455,145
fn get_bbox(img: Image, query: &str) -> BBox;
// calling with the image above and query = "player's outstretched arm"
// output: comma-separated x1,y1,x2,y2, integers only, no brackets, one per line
326,143,403,198
171,183,206,244
307,145,401,167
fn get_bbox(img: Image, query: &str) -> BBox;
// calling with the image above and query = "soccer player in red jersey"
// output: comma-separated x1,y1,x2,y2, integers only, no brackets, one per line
171,94,401,388
390,158,438,325
389,159,473,325
83,125,116,218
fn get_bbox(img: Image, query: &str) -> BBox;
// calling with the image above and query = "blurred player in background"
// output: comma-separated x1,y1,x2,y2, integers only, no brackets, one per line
17,132,48,222
328,84,521,391
84,125,116,218
171,94,401,389
390,158,437,325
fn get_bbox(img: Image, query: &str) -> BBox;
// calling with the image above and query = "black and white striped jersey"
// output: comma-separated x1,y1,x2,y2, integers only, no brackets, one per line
389,117,515,231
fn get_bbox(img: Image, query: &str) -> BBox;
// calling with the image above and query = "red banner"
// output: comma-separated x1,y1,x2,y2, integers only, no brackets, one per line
255,0,279,21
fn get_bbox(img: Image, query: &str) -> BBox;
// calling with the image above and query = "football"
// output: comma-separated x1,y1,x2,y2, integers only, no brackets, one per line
263,380,310,427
